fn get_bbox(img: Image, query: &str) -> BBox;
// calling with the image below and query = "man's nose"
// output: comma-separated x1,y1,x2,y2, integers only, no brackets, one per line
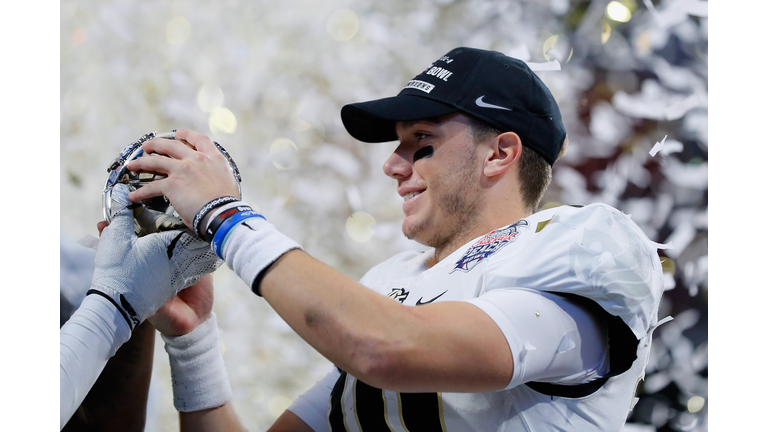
383,150,412,180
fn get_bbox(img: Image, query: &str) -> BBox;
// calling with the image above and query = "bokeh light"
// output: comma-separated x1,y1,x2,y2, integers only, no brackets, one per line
208,107,238,135
248,386,265,403
606,1,633,22
268,395,293,418
687,396,705,413
326,9,359,41
166,16,191,45
346,212,376,243
269,138,299,170
543,34,559,61
197,84,224,113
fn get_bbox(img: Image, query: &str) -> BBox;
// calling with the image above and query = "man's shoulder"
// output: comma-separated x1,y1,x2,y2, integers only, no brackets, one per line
530,203,644,236
359,250,431,286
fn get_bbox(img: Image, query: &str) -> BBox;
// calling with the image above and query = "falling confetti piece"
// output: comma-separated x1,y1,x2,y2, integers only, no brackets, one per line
649,135,667,157
526,60,561,71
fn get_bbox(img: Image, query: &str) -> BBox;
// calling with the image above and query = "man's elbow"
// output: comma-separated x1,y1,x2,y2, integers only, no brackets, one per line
348,337,418,390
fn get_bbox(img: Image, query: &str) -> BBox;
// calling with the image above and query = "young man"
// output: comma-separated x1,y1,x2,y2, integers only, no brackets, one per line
127,47,666,431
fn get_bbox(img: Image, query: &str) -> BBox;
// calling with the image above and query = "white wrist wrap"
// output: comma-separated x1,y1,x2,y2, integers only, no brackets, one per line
162,313,232,412
220,216,302,295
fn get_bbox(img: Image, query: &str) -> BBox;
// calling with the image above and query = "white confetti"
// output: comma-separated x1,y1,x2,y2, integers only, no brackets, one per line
660,159,708,190
665,93,706,121
663,221,697,259
526,60,561,71
77,234,100,251
642,0,660,20
649,135,667,157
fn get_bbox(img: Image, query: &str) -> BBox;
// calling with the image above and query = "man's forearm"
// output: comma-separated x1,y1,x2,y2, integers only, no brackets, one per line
179,401,249,432
63,320,155,432
60,295,132,429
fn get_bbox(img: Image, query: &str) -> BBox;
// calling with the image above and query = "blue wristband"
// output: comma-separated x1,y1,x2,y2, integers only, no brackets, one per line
211,210,266,258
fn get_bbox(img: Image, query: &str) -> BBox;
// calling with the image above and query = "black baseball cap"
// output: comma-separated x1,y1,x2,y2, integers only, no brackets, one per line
341,47,567,166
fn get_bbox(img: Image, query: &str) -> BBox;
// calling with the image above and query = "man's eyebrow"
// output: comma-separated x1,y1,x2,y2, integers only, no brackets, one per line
399,117,442,129
396,118,441,140
399,119,438,129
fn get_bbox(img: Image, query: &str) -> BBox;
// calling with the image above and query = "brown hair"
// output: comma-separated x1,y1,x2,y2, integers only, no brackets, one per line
467,116,565,213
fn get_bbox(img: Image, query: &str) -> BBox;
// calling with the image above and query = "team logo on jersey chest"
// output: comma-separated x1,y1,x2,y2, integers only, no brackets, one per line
452,220,528,273
387,288,409,303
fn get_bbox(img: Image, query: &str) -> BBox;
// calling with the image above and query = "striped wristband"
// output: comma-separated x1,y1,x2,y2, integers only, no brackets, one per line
203,202,253,243
211,209,266,258
193,196,240,238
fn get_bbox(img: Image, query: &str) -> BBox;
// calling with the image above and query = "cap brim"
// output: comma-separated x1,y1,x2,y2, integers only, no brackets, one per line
341,95,457,143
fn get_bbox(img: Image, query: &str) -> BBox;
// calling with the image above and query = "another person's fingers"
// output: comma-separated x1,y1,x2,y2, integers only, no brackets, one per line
97,221,109,236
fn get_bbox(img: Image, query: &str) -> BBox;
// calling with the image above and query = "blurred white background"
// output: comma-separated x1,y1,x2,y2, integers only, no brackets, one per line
56,0,714,430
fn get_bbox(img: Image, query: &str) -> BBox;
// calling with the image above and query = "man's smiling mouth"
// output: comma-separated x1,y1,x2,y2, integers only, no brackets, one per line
403,191,424,202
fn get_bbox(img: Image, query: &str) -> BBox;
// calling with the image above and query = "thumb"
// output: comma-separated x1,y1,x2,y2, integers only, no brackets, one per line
104,184,138,239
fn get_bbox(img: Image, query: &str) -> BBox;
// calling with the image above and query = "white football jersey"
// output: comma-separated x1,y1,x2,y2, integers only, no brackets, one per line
289,203,665,431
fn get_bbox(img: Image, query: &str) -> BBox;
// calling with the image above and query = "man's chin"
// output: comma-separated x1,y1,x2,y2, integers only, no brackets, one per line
402,220,442,248
402,219,426,243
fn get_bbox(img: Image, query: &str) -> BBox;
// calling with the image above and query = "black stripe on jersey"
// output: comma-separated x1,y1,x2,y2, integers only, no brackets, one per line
400,392,446,432
329,370,348,432
355,380,391,432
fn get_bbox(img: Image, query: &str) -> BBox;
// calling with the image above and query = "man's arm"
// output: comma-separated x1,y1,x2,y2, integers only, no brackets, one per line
267,410,315,432
149,275,246,432
179,402,250,432
62,320,155,432
258,249,513,393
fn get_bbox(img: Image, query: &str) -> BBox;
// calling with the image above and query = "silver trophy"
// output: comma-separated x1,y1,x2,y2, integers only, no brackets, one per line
103,131,242,237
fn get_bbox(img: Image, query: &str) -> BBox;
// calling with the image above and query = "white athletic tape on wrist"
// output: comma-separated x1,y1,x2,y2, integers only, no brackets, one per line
220,215,302,295
162,313,232,412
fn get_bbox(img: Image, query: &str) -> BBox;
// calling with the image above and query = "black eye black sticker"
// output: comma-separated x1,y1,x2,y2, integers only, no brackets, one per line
413,145,434,162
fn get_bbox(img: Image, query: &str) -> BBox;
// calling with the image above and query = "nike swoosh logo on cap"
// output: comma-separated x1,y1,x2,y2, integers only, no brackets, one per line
475,96,511,111
415,290,448,305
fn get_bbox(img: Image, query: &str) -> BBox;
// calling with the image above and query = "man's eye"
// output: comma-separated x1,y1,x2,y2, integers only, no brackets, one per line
413,145,434,162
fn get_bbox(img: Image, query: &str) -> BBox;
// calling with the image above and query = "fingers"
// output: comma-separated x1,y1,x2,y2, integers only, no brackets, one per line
104,195,137,239
126,149,179,176
192,274,214,291
97,220,109,236
128,179,166,202
175,129,219,156
111,183,133,207
142,137,197,161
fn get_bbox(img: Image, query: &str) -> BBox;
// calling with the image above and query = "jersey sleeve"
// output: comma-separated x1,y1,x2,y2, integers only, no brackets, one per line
60,294,132,429
465,288,609,390
287,367,341,432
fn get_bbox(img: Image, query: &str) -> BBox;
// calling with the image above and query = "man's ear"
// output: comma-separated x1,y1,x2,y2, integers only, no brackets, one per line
483,132,522,177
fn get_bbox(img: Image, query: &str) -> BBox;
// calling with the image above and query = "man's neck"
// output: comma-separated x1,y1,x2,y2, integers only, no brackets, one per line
426,208,531,268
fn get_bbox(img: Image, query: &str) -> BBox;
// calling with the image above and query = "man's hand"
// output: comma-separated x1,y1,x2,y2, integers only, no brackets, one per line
125,129,240,229
97,220,216,337
90,183,222,329
149,274,214,336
